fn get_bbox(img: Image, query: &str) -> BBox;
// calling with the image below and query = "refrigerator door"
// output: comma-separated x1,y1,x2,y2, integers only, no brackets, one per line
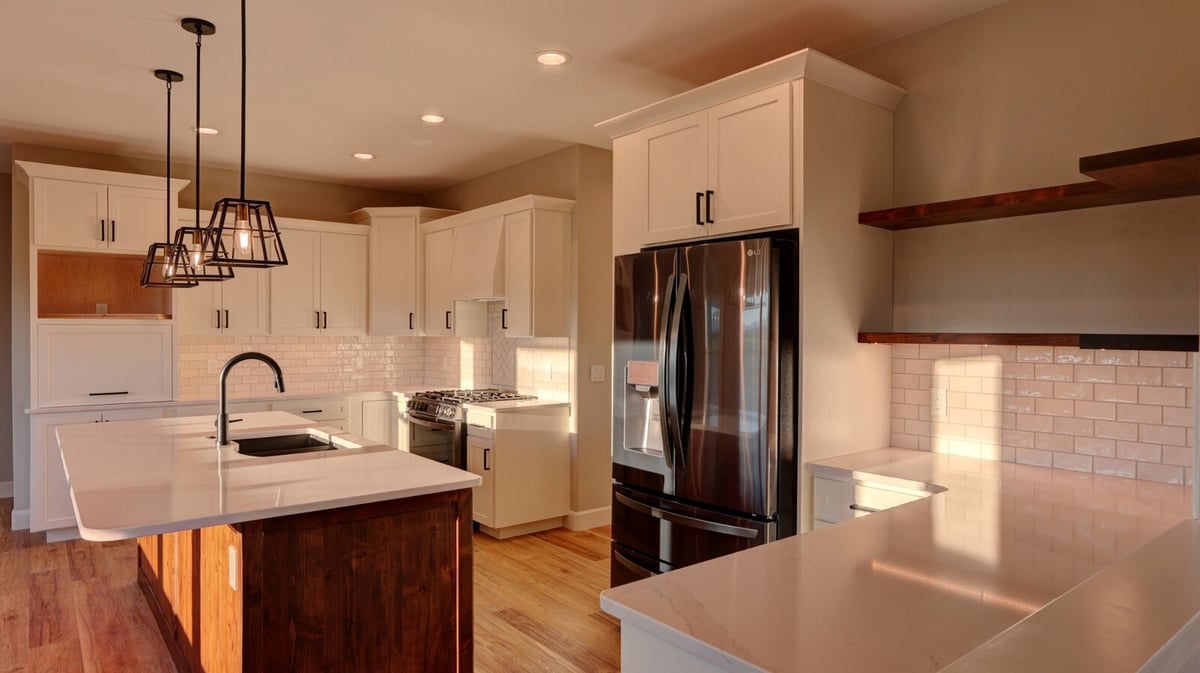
674,237,778,517
612,248,679,492
610,485,773,587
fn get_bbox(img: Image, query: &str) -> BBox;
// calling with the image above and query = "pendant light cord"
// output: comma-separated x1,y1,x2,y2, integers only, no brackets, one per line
165,76,172,241
195,27,203,228
239,0,246,200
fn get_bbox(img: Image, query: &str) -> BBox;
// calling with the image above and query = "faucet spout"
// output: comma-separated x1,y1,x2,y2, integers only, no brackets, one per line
217,352,286,446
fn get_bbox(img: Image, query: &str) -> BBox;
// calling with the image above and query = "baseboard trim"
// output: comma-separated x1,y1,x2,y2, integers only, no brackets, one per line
566,506,611,531
0,481,12,499
45,527,81,543
11,508,31,531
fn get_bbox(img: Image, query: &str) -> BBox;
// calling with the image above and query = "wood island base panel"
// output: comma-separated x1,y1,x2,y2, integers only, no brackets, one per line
136,490,473,673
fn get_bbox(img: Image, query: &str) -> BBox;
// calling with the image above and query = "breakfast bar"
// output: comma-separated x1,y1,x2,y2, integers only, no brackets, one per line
56,411,480,673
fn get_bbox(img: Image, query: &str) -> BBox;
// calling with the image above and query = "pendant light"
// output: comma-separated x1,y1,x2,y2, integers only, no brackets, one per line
140,69,198,288
170,17,234,282
201,0,287,268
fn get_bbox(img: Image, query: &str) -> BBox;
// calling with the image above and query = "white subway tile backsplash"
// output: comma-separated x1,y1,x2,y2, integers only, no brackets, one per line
890,350,1194,485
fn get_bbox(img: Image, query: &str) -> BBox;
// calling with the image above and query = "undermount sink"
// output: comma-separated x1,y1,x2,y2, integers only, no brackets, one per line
232,429,363,458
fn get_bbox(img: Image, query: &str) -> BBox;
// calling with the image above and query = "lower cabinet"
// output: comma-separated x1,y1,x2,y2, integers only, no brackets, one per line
269,396,349,432
36,322,173,408
464,404,569,538
31,406,168,534
137,491,473,673
355,398,395,447
812,475,931,528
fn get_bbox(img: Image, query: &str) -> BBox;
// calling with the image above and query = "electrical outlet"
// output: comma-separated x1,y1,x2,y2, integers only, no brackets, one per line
547,363,555,381
931,387,948,417
590,364,605,383
95,303,108,314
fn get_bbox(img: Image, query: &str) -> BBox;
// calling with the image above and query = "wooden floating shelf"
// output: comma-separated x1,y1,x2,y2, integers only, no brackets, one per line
860,137,1200,230
858,332,1199,352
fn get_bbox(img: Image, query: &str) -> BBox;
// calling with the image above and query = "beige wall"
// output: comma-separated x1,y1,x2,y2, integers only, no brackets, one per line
13,143,420,222
426,144,615,518
844,0,1200,333
0,172,11,487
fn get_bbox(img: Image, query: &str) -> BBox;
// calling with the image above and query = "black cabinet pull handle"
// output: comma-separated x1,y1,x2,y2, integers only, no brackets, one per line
322,311,328,329
100,219,106,242
501,308,508,329
695,192,704,225
301,409,323,414
315,311,321,329
705,190,714,224
216,310,221,329
224,309,230,329
445,310,451,330
408,312,414,330
111,220,117,242
849,503,880,514
88,391,129,397
483,447,490,471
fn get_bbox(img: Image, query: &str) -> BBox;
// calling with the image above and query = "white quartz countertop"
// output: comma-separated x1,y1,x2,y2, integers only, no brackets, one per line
56,411,481,542
463,399,570,411
601,447,1195,673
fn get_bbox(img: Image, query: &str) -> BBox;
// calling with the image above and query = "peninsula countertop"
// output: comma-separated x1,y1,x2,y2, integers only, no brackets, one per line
56,410,481,542
601,447,1197,673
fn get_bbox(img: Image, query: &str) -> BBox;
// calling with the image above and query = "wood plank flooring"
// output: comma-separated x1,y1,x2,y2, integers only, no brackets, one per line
0,499,620,672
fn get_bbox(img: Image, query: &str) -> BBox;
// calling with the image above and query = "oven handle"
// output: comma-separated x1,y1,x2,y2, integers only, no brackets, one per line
404,413,455,432
613,491,760,539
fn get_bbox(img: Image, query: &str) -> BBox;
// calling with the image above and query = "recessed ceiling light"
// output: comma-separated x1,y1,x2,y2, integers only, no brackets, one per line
535,50,570,66
193,126,220,135
420,113,446,125
352,152,375,160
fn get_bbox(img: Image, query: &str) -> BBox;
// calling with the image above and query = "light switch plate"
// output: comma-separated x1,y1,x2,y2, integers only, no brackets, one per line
590,364,605,383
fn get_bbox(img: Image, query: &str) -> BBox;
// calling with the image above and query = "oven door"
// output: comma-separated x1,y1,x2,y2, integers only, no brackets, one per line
403,411,463,467
610,484,774,587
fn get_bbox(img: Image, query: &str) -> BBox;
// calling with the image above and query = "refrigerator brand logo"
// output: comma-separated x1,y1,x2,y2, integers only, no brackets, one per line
747,249,761,257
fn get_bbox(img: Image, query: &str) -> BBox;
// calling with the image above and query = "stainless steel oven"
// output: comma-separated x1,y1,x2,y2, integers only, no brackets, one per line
401,409,462,466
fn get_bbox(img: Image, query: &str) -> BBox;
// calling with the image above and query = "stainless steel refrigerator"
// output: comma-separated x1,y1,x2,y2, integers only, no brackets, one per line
611,235,797,587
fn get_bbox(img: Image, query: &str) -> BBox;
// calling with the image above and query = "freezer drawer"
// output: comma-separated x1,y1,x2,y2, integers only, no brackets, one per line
610,542,676,587
611,484,773,580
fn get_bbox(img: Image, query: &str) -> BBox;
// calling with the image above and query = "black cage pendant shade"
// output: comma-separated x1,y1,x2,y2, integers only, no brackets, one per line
170,17,234,282
201,0,287,268
140,69,199,288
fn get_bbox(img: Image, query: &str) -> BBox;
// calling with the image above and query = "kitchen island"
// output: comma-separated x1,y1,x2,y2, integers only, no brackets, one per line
602,448,1200,673
57,411,480,673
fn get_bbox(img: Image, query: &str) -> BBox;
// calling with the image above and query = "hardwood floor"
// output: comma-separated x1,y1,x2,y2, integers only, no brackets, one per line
0,499,620,672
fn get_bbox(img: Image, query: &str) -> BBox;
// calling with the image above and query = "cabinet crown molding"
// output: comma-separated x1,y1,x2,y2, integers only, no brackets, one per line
595,47,906,139
348,206,460,224
421,194,575,234
16,160,190,192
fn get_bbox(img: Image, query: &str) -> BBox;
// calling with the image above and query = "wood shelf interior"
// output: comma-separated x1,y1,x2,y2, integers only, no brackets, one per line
38,251,172,319
860,137,1200,230
858,332,1199,352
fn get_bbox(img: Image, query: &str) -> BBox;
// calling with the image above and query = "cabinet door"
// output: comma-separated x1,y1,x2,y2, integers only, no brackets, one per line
503,209,569,338
107,185,172,254
368,217,420,335
174,284,223,336
358,399,395,447
219,267,270,336
706,82,793,238
31,178,109,250
37,323,174,407
269,228,321,335
502,211,534,337
466,436,495,527
447,215,504,300
643,111,707,246
31,411,99,532
424,228,455,335
318,232,367,335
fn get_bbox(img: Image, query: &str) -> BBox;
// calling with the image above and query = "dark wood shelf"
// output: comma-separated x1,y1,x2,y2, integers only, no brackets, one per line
858,332,1199,352
860,137,1200,230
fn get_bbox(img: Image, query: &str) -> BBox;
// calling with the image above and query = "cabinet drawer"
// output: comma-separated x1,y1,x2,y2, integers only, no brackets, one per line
813,475,929,526
271,397,348,423
37,323,173,408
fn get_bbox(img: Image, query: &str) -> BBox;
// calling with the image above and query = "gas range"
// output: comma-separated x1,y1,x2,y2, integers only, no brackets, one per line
406,388,536,423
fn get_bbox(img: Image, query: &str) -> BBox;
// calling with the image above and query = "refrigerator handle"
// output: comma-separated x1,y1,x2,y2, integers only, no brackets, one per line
670,273,690,470
657,273,677,470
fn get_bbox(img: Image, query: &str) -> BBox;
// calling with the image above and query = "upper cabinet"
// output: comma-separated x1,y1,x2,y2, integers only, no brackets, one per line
269,219,368,336
598,48,906,256
502,208,571,337
349,206,458,337
175,212,269,336
17,161,188,254
624,83,793,247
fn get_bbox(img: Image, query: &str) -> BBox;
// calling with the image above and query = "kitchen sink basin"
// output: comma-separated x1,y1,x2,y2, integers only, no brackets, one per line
235,432,337,458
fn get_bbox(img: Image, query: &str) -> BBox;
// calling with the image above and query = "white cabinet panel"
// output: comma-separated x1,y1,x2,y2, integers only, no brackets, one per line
37,323,173,408
644,111,708,246
269,226,366,336
32,179,109,250
467,435,495,527
174,266,269,336
424,228,456,335
106,185,171,254
319,232,368,334
447,215,504,300
368,216,421,334
813,475,929,527
269,228,321,334
358,399,395,447
501,209,570,338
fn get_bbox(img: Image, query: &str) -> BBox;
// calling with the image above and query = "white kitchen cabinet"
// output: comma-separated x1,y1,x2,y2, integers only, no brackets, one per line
447,215,505,300
609,82,794,249
501,208,571,337
464,404,570,538
18,162,188,254
31,406,168,534
174,266,269,336
269,221,367,336
270,396,349,432
812,475,930,527
36,322,173,408
423,227,489,337
350,206,457,336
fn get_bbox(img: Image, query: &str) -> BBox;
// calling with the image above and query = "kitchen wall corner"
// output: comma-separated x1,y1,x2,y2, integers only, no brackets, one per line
1,170,13,487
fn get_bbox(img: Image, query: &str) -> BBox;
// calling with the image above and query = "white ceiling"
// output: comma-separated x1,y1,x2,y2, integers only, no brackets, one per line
0,0,1007,193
